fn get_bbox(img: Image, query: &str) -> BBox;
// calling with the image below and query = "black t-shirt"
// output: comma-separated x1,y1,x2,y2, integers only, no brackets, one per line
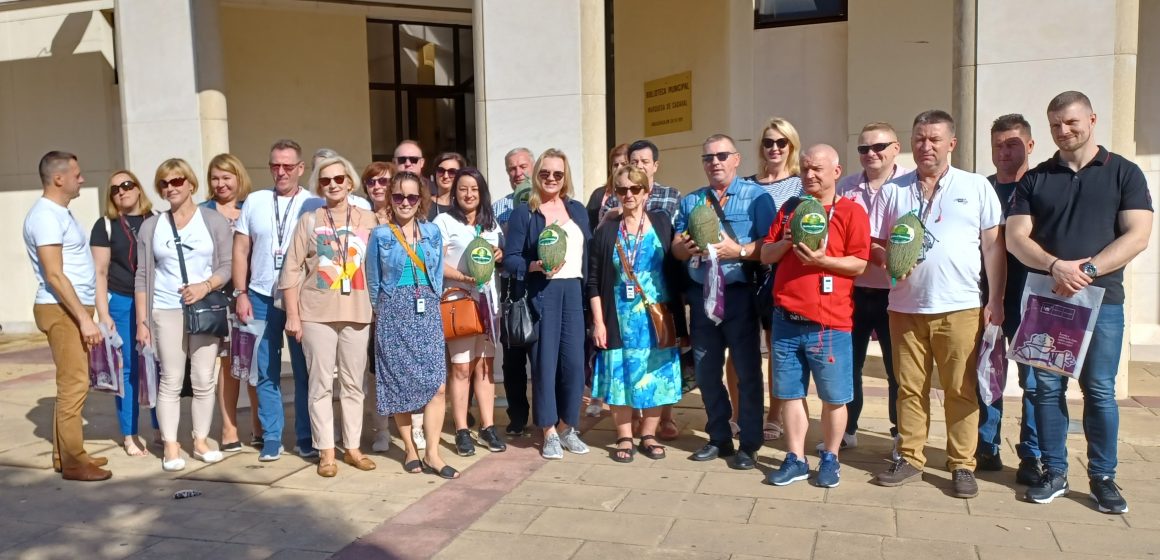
90,214,146,296
1009,146,1152,304
981,176,1030,337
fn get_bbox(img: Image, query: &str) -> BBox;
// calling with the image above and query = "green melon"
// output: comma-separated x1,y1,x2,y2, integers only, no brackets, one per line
790,196,829,251
538,223,567,273
887,212,925,280
464,236,495,284
514,177,532,205
687,202,721,251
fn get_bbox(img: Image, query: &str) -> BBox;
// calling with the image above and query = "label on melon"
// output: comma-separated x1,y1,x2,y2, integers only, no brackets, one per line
889,223,917,245
798,212,826,235
465,236,495,284
538,224,567,273
790,196,828,251
887,212,925,281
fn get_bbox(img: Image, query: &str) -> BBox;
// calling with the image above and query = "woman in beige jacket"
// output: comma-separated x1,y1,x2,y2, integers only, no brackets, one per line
281,155,377,477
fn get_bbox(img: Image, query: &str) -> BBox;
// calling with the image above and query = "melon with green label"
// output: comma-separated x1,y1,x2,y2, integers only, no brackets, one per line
538,223,567,273
687,202,721,251
790,196,828,251
464,236,495,284
887,212,925,280
514,177,532,205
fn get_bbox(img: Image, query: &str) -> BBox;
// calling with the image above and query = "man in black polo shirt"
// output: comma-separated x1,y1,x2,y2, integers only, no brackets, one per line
1007,91,1153,514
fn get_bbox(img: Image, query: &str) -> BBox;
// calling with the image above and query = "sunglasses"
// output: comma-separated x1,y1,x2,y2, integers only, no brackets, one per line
110,180,138,194
157,177,187,190
365,177,391,188
318,175,348,188
615,185,646,196
701,152,736,164
761,138,790,150
269,162,301,173
395,156,421,165
435,166,459,176
391,193,421,206
857,141,897,155
538,170,565,182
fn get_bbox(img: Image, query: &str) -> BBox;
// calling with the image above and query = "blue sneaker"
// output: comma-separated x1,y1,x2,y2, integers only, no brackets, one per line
816,450,840,488
767,452,809,486
259,444,283,462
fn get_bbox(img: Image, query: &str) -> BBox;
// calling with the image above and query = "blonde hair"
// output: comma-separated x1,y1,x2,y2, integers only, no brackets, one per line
104,169,153,219
206,153,252,203
153,158,199,197
309,155,362,197
759,117,802,176
612,165,650,195
529,148,575,212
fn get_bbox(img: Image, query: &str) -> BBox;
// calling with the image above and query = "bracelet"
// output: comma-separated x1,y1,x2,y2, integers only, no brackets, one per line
1048,258,1060,274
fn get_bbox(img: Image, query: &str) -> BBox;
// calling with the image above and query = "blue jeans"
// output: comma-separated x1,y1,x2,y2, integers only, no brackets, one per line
686,283,764,453
977,355,1040,459
771,310,854,405
109,292,158,436
249,290,312,452
1034,303,1123,478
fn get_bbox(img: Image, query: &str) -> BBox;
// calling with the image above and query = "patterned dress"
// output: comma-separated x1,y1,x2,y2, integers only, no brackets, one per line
592,227,682,408
374,246,447,414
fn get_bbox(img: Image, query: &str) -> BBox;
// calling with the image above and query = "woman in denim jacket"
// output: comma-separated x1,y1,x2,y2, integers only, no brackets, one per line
365,171,458,479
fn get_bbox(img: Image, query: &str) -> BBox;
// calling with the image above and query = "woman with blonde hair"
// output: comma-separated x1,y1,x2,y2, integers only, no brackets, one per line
281,155,378,477
201,153,260,452
135,158,233,471
91,169,157,456
504,149,592,460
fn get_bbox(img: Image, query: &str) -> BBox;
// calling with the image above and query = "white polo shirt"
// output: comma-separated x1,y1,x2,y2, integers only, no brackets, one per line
837,165,912,290
876,166,1001,314
23,197,96,305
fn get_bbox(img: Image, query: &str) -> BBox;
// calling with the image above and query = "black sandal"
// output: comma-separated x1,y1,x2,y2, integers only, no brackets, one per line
403,458,423,474
422,459,460,479
610,437,636,463
638,435,666,460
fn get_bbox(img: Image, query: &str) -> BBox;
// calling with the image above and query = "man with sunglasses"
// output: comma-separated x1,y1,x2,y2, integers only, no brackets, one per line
394,140,427,177
232,138,318,461
673,134,776,470
601,139,681,220
834,122,911,459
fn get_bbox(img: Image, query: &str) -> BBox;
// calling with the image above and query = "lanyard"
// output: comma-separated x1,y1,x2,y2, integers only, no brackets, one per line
273,188,300,252
617,214,646,274
118,216,139,274
388,222,430,295
819,195,840,251
913,167,949,227
324,204,353,276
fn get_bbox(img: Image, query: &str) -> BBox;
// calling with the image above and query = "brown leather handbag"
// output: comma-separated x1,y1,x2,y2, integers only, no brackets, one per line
440,287,485,341
615,241,677,349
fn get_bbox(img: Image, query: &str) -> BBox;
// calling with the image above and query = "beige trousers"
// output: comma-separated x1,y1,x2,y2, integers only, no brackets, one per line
301,321,370,450
34,304,95,470
153,308,220,442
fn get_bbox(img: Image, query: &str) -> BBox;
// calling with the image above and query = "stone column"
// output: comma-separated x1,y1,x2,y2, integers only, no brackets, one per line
192,0,230,166
952,0,977,171
472,0,606,197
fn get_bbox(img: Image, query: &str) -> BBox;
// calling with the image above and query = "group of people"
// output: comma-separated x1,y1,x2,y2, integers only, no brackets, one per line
23,89,1148,517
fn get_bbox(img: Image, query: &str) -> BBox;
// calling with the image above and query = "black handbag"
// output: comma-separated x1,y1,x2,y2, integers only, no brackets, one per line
167,211,230,338
499,274,538,348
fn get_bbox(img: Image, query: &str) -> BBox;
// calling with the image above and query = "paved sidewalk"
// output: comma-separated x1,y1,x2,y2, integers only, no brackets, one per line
1,333,1160,559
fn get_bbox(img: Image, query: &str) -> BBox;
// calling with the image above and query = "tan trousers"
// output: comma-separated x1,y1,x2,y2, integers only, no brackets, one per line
301,321,370,450
153,308,220,442
34,304,95,470
890,308,982,472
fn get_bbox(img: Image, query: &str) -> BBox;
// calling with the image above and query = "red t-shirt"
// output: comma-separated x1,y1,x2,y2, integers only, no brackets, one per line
764,197,871,331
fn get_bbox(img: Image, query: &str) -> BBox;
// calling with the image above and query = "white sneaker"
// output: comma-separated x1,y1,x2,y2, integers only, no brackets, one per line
815,433,858,453
162,457,186,472
372,431,392,452
560,428,590,455
412,419,427,451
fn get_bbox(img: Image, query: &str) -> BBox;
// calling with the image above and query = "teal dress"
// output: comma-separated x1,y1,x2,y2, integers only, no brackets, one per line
592,227,682,408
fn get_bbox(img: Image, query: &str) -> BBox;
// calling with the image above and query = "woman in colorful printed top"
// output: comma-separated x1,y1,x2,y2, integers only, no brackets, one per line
91,169,158,456
433,168,507,457
366,171,458,479
280,155,377,477
200,153,260,452
588,165,686,462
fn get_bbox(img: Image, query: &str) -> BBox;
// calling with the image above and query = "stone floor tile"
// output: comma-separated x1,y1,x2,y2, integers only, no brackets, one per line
467,503,545,533
615,489,755,523
432,530,581,560
571,541,730,560
500,480,629,511
181,452,309,485
1051,522,1160,556
0,518,58,552
230,487,407,523
1122,499,1160,529
228,514,380,552
967,490,1129,527
823,480,969,514
388,487,506,531
265,550,334,560
750,499,896,536
0,439,117,470
524,508,674,547
1101,460,1160,480
125,538,275,560
526,461,591,483
879,535,978,560
808,532,883,560
976,545,1140,560
334,524,455,560
578,464,704,492
273,467,443,501
1132,444,1160,462
896,510,1058,550
696,471,823,502
659,518,815,559
0,526,161,560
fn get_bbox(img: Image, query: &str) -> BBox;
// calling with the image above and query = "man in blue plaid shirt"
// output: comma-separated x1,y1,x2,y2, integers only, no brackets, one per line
601,139,681,223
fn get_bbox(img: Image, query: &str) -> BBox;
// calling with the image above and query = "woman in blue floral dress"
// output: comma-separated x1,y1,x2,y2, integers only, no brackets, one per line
588,165,687,463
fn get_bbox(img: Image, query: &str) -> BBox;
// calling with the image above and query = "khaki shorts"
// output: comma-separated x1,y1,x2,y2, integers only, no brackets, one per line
446,334,495,364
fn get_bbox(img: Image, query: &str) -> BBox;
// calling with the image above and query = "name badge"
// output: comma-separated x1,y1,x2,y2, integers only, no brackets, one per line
821,275,833,294
415,297,426,314
274,249,285,270
341,277,352,295
624,282,636,300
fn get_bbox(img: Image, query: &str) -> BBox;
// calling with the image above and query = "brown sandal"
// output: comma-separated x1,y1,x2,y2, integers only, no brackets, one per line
610,437,635,463
637,435,666,460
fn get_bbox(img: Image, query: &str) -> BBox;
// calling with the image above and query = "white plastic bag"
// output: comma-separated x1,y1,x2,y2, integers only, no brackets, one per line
89,323,124,396
976,324,1006,405
137,343,160,408
1008,273,1105,379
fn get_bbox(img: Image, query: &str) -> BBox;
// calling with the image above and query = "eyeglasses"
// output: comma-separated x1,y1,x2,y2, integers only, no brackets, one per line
538,170,565,182
435,166,459,176
614,185,646,196
157,177,187,190
395,156,422,165
318,175,348,188
269,162,301,173
391,193,422,206
109,180,138,194
857,141,897,155
761,138,790,150
701,152,736,164
365,177,391,188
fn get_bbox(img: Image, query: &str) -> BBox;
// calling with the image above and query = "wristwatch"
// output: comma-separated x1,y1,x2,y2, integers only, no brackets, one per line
739,246,749,258
1081,262,1098,278
232,289,247,298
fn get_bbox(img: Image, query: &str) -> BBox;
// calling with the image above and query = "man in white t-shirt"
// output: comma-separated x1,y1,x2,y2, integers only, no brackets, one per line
871,110,1005,500
232,139,319,461
23,151,110,481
